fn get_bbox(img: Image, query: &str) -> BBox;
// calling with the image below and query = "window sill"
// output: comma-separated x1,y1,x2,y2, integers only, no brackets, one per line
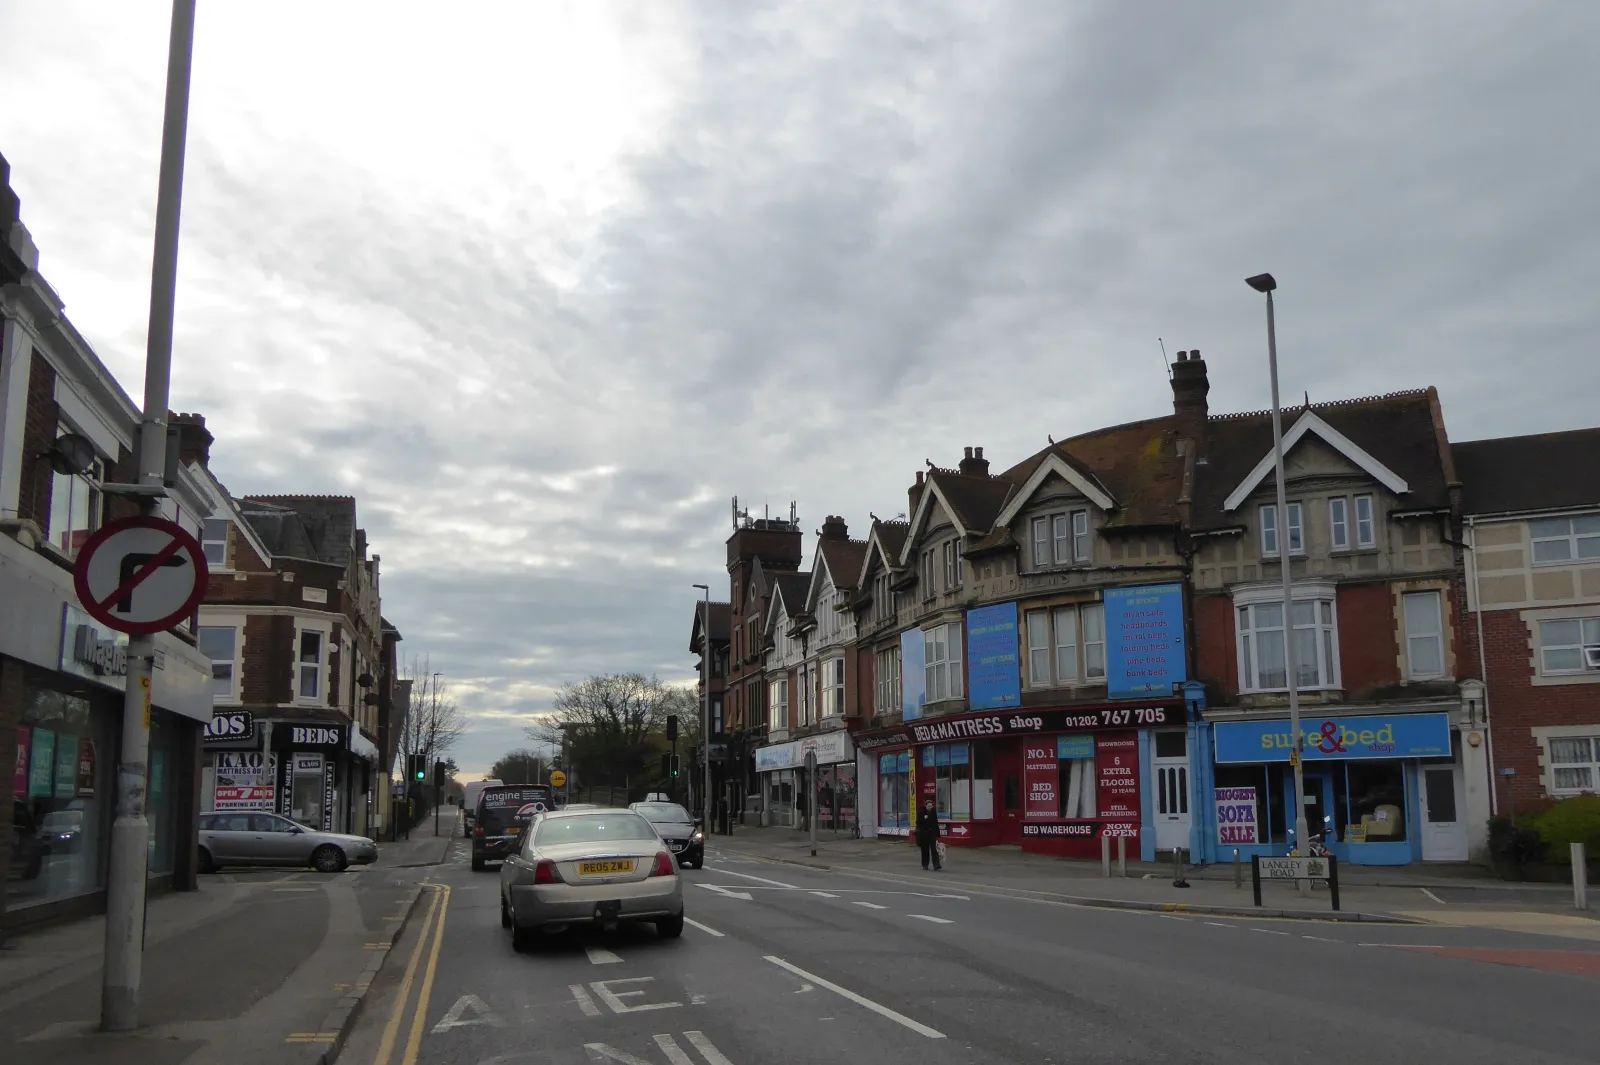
1239,686,1342,697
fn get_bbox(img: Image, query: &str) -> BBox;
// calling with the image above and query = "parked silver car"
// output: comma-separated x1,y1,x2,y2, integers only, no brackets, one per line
198,812,378,873
499,808,684,951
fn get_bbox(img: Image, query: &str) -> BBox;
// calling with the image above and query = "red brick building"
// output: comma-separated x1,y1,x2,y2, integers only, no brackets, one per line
688,599,729,820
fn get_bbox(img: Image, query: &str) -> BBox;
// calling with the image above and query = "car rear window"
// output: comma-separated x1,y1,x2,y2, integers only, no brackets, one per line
534,813,657,847
478,786,552,834
635,803,691,822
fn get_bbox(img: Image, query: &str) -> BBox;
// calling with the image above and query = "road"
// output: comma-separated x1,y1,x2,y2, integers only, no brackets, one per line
341,841,1600,1065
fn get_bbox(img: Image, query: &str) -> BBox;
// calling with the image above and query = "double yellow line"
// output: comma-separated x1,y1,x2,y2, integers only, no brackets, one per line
371,882,452,1065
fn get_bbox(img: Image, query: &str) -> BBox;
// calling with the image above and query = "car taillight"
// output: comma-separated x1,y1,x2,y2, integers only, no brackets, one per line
474,823,484,838
533,859,558,884
650,851,675,877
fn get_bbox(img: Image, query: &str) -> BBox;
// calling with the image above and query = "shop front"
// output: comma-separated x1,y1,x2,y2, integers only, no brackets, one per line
1198,710,1460,867
267,720,359,833
754,729,857,834
855,700,1189,858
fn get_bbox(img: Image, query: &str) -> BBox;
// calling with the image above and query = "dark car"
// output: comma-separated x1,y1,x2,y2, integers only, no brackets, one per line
9,800,46,881
38,810,85,854
628,801,703,868
472,785,553,871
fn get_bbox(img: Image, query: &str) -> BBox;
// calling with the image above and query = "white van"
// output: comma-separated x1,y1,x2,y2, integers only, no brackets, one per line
460,779,503,832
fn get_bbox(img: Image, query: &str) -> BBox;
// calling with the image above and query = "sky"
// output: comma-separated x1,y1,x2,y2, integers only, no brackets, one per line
2,1,1597,778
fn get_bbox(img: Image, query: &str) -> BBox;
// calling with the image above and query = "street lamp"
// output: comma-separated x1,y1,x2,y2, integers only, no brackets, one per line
693,583,712,833
1246,272,1310,869
431,671,443,836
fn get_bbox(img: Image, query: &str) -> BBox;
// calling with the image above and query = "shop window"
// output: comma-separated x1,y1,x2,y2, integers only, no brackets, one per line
147,711,178,876
877,751,911,830
1402,591,1445,680
8,688,114,913
297,631,324,700
291,755,327,828
1346,761,1406,842
1056,735,1096,818
1236,595,1340,692
973,742,995,819
923,623,963,702
921,744,972,821
1547,736,1600,794
198,626,239,702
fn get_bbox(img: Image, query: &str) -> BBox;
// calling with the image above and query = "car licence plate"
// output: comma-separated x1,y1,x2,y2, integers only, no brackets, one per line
506,826,521,835
578,860,634,876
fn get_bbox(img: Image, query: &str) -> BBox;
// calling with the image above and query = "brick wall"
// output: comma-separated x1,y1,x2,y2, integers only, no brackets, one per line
854,644,873,719
1337,583,1402,698
1193,593,1236,698
241,614,292,705
18,351,56,527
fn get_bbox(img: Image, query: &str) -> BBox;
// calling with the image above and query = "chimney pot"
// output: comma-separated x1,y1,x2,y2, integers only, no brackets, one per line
975,447,984,460
964,446,973,459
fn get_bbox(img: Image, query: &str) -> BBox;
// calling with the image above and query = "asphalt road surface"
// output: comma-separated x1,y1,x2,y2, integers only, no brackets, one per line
340,841,1600,1065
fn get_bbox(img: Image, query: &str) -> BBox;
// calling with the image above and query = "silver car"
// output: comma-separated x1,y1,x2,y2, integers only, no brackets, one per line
499,808,684,951
198,812,378,873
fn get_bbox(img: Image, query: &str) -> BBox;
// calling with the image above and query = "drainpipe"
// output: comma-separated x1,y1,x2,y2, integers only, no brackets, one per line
1465,517,1498,816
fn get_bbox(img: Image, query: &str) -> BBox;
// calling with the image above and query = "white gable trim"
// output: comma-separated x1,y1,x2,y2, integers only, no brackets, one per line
192,463,274,565
803,554,838,615
897,480,972,566
1221,410,1411,512
856,528,897,588
992,453,1116,530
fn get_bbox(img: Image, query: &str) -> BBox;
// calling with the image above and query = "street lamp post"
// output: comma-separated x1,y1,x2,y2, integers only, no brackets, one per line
432,671,442,836
693,583,711,833
1246,273,1311,876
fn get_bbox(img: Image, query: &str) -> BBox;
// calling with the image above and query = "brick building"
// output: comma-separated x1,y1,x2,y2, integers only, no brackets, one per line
688,598,729,820
2,155,215,930
1454,429,1600,816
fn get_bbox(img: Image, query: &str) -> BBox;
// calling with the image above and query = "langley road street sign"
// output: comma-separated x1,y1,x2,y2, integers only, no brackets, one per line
72,515,210,636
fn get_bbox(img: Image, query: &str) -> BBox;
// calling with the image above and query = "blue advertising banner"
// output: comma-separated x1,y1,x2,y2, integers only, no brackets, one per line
965,603,1021,710
1104,583,1187,699
1213,712,1453,763
900,629,926,721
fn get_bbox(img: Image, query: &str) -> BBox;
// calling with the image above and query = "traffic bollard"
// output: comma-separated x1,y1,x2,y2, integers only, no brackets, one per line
1574,843,1589,911
1234,848,1242,888
1172,846,1190,888
1117,835,1127,877
1101,833,1111,877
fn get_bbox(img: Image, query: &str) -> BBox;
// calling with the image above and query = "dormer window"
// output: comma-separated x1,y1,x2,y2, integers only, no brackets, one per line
1032,510,1091,568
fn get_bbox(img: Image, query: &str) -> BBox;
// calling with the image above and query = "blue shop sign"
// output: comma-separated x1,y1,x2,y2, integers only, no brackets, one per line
966,602,1021,710
1104,583,1186,699
1213,712,1453,764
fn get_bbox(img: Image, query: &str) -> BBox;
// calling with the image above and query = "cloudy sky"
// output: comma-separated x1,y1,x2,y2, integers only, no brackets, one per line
3,2,1596,776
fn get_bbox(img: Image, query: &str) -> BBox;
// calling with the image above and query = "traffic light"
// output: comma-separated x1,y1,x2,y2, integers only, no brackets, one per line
671,755,680,778
408,754,426,782
433,760,446,787
666,715,678,743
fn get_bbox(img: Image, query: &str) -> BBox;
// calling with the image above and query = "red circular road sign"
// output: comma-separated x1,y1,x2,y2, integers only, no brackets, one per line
71,515,210,635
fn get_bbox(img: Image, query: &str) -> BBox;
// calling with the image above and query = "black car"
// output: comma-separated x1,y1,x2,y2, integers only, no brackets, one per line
628,801,703,868
472,785,552,871
10,800,46,881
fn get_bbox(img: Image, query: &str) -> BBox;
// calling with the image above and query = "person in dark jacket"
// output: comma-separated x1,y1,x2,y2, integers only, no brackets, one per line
915,798,942,870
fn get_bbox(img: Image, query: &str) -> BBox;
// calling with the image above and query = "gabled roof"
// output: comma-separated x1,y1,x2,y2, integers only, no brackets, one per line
1002,415,1184,530
242,495,359,566
898,472,1013,564
991,450,1117,529
855,519,910,587
813,538,868,598
764,572,811,636
1455,428,1600,517
1191,389,1450,530
188,462,275,566
688,601,731,652
1220,409,1410,511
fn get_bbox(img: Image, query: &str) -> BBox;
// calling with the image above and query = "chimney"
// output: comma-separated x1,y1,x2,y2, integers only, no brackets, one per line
168,411,214,469
1170,349,1209,450
909,471,925,516
958,445,990,477
819,514,849,541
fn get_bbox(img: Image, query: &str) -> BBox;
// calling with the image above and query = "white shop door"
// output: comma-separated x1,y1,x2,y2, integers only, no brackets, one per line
1152,731,1191,853
1420,765,1468,861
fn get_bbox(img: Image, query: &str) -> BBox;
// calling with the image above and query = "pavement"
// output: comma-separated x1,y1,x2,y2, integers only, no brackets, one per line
339,837,1600,1065
0,813,460,1065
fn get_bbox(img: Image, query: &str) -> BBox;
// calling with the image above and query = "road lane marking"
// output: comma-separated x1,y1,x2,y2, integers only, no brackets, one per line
698,885,753,900
1302,936,1340,942
764,956,944,1039
907,914,953,925
586,946,625,965
430,993,506,1032
653,1033,696,1065
852,901,887,910
685,1031,736,1065
810,891,839,898
1250,928,1290,936
570,984,603,1017
1204,922,1232,928
1421,888,1446,905
400,884,451,1065
685,918,725,937
369,884,444,1065
710,868,802,889
591,977,682,1014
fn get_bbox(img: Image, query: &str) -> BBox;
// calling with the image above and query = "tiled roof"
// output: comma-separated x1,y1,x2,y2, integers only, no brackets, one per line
1454,428,1600,516
243,495,358,566
1190,389,1450,530
771,572,812,615
689,601,732,652
925,472,1014,536
818,539,869,590
872,520,910,562
1003,416,1184,529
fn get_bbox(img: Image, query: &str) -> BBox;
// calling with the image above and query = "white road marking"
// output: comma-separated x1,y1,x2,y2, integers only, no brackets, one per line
907,914,953,925
1421,888,1446,905
590,977,683,1014
430,993,506,1032
1250,928,1290,936
653,1033,696,1065
1204,921,1233,928
685,918,725,937
810,891,839,898
1302,936,1340,942
710,868,802,889
764,956,944,1039
584,1043,653,1064
685,1031,736,1065
570,983,602,1017
586,946,624,965
852,901,887,910
698,884,754,901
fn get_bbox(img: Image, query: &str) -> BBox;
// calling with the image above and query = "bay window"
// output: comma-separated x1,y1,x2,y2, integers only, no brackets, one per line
1236,585,1340,692
297,630,325,700
821,657,845,718
769,678,788,730
875,646,900,713
923,622,964,702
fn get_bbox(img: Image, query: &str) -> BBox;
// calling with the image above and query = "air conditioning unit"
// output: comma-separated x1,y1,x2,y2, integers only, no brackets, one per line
1585,646,1600,670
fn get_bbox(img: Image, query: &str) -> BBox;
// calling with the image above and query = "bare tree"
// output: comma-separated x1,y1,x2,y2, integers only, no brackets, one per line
526,673,681,791
399,655,469,770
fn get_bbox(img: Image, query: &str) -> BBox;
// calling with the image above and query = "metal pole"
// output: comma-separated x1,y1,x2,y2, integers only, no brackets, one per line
1263,288,1311,881
697,585,712,834
807,750,818,857
431,672,441,835
1574,843,1589,911
102,0,195,1033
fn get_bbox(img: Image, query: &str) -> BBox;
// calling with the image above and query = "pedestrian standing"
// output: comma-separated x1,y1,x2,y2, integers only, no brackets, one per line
915,798,942,870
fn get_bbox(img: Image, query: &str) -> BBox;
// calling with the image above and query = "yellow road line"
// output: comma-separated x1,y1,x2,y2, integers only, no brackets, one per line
370,885,444,1065
401,884,451,1065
